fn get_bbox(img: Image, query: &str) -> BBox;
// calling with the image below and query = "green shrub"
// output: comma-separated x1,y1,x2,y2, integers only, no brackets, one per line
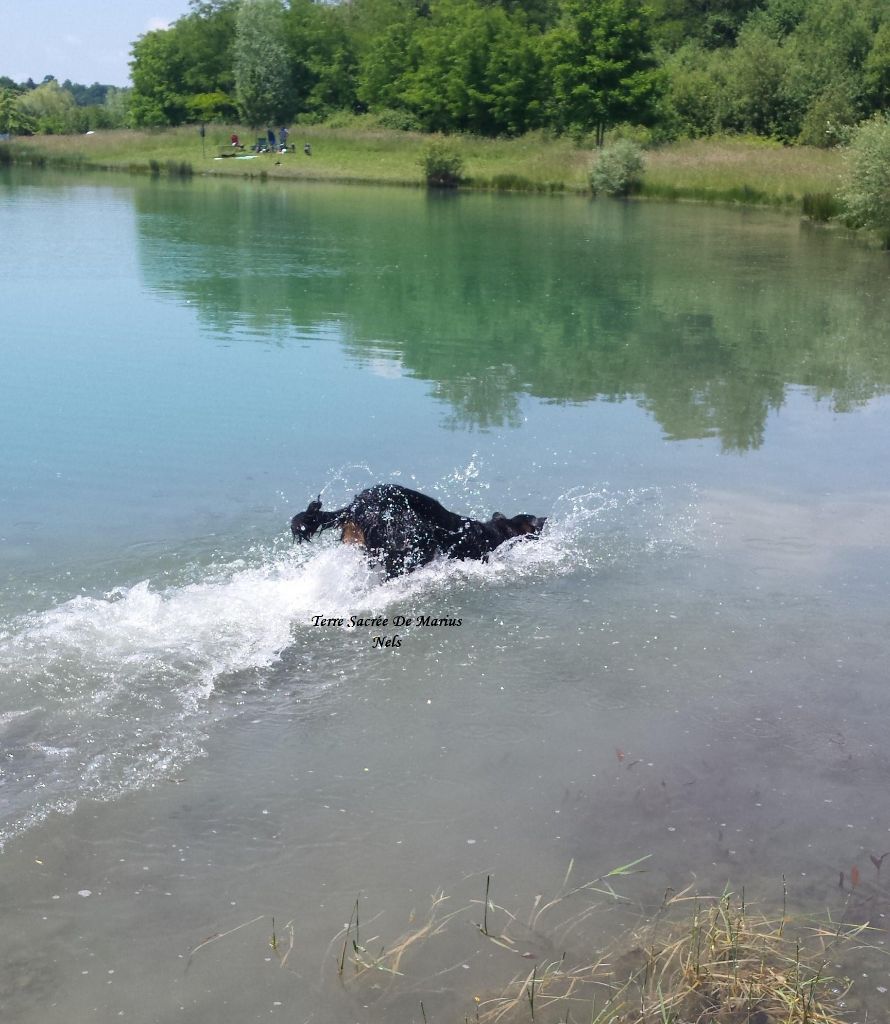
837,114,890,236
374,108,422,132
609,123,656,147
589,139,645,196
293,111,325,126
419,139,464,188
323,110,362,129
797,84,857,148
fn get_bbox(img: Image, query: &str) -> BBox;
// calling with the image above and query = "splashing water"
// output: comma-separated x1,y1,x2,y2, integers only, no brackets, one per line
0,485,695,846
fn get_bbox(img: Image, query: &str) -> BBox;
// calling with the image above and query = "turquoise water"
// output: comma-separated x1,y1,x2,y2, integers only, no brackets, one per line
2,168,890,1022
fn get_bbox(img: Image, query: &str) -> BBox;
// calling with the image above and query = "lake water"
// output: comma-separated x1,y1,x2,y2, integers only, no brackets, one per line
2,167,890,1023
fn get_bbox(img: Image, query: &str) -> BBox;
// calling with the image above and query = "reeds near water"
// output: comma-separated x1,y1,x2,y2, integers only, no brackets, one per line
802,192,842,222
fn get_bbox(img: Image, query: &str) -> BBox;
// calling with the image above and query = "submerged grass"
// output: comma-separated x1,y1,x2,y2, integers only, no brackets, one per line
181,861,878,1024
325,869,873,1024
0,127,845,210
475,887,868,1024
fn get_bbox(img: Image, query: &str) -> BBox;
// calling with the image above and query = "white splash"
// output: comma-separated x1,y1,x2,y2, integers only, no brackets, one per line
0,484,696,845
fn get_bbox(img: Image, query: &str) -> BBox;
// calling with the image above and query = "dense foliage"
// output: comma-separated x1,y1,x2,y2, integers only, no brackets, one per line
126,0,660,137
0,75,129,135
2,0,889,148
119,0,890,146
656,0,890,145
837,114,890,238
234,0,293,123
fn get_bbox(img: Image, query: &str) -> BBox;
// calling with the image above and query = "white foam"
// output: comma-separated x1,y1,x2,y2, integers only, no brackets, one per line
1,484,690,708
0,484,696,845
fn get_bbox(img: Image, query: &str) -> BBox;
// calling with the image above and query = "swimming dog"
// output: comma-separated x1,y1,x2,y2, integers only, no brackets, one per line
290,484,546,578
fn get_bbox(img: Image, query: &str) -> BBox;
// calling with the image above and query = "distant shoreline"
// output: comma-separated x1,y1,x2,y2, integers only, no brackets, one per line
1,124,844,211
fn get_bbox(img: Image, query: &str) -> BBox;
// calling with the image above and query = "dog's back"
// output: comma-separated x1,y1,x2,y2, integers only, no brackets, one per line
343,486,446,576
291,483,545,577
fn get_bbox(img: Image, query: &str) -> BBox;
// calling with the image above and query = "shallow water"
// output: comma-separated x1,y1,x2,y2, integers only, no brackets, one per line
2,168,890,1022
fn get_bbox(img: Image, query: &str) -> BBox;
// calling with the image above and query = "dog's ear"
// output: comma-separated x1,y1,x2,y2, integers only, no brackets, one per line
488,513,514,539
291,497,324,543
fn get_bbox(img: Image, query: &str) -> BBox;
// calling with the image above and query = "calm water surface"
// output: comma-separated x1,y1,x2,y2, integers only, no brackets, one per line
2,168,890,1022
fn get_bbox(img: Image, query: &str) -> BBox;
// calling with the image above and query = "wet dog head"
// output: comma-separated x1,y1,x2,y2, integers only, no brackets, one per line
489,512,547,540
290,497,324,543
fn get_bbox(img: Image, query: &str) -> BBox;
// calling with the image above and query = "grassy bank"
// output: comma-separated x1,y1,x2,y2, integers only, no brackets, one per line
642,136,844,206
0,123,845,207
0,124,588,190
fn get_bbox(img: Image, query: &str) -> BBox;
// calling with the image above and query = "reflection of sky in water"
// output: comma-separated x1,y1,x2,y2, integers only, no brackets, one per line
364,355,405,379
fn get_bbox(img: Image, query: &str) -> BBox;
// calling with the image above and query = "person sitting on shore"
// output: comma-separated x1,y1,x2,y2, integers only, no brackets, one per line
230,133,240,148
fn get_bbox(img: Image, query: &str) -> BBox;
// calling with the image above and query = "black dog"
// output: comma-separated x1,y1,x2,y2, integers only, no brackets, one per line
290,484,546,578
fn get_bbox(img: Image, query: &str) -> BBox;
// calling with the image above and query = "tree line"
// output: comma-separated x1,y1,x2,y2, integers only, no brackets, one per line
127,0,890,145
0,75,129,135
2,0,889,145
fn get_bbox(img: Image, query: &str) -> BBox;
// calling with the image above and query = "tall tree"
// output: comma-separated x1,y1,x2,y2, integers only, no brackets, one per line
130,3,236,126
863,21,890,109
283,0,359,116
353,0,426,114
177,4,238,97
0,88,36,135
651,0,765,50
398,0,517,133
235,0,292,126
544,0,659,144
358,0,545,135
130,27,189,125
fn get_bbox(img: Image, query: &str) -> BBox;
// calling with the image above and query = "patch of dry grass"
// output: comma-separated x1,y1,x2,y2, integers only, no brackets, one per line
643,137,844,204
